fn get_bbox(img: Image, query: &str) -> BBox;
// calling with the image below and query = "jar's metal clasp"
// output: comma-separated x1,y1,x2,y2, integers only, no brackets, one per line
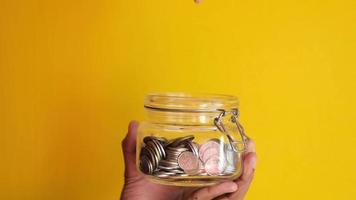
214,109,249,153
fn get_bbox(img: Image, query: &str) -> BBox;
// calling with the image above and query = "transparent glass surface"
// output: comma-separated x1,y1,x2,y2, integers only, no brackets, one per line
136,93,246,187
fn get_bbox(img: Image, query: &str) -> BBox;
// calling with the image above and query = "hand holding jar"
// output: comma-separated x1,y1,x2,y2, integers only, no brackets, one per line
121,93,257,200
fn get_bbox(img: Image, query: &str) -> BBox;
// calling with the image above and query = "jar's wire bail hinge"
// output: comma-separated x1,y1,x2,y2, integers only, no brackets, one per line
214,109,249,153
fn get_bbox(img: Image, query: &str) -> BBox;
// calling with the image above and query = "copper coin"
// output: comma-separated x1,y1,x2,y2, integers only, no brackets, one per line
204,157,225,176
177,151,199,175
193,142,200,152
201,147,220,162
199,139,220,161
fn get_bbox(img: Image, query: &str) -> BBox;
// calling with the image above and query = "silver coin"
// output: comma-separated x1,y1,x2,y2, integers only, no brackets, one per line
150,146,161,168
167,135,194,147
165,158,179,163
192,142,200,157
165,152,182,158
154,140,165,160
154,174,170,178
166,151,182,157
224,165,236,174
168,149,186,153
140,136,172,175
143,136,156,144
152,139,166,159
154,136,168,144
225,144,237,166
141,135,239,178
147,161,154,175
140,155,154,174
167,147,189,152
146,146,159,168
166,153,180,157
166,151,181,157
159,160,179,167
143,136,167,144
146,141,161,162
158,165,180,170
185,141,199,157
140,148,152,164
169,169,185,174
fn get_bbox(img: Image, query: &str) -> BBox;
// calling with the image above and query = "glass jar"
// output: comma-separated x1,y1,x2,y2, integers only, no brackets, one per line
136,93,249,187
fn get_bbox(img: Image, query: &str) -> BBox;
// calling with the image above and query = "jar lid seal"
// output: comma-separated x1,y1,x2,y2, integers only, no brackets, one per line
144,92,239,113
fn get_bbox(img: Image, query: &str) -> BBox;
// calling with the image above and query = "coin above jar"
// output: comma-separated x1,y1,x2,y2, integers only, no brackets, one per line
139,135,239,178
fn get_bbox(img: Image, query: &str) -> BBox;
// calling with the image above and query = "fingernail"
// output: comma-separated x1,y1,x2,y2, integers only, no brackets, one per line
128,120,139,130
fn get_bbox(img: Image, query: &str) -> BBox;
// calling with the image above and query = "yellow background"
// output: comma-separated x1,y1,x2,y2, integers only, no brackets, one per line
1,0,355,199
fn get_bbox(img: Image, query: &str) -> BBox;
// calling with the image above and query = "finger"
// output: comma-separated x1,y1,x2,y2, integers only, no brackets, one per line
240,152,256,183
246,139,255,153
188,181,238,200
230,152,257,200
214,197,230,200
121,121,139,178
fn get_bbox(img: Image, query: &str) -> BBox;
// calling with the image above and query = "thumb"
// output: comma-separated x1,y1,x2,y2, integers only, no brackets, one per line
121,121,140,179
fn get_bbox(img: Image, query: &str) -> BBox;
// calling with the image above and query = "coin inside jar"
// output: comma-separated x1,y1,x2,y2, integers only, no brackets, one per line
139,135,240,179
138,93,248,186
166,135,194,147
185,141,199,157
177,151,200,175
204,157,226,176
140,155,153,174
199,139,221,161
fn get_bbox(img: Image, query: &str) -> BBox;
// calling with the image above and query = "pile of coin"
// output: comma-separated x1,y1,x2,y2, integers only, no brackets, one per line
199,139,226,175
139,135,239,178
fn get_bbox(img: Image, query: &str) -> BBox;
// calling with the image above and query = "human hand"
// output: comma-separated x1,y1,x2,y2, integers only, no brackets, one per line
120,121,256,200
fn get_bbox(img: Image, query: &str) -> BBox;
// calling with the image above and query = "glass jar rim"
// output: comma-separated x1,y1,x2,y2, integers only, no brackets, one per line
144,92,239,113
